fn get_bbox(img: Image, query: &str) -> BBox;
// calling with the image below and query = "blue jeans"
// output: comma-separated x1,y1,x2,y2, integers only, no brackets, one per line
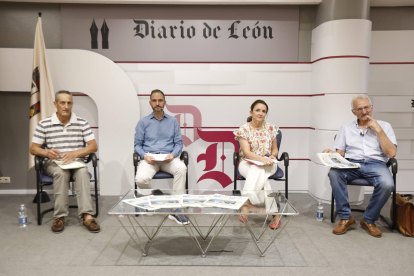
328,159,394,224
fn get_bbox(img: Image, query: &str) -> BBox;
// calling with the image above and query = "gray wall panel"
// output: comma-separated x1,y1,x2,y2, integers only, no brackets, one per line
0,92,36,190
0,2,62,49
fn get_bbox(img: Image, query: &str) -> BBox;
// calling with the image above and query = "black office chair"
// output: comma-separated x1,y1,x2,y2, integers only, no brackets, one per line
34,145,99,225
133,152,189,190
233,130,290,198
329,141,398,230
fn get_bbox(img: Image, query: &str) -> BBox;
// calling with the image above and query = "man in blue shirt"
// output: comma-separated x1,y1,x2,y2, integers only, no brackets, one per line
134,89,188,224
323,94,397,238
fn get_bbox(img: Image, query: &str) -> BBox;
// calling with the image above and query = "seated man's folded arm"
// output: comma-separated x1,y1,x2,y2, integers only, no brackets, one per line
377,123,397,159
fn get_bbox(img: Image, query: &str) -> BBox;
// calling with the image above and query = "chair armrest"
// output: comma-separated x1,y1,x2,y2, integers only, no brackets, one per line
387,158,398,174
233,151,239,166
180,151,189,166
133,152,140,167
85,153,98,167
277,152,289,167
35,155,42,171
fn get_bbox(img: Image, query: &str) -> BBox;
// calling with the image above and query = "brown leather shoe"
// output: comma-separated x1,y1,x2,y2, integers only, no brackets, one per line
52,217,65,234
83,218,100,233
333,216,356,235
360,218,382,237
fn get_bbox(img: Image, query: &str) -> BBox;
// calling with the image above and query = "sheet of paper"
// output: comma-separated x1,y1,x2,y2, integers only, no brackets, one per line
202,194,249,210
182,194,214,208
123,197,156,210
147,154,171,161
148,195,182,209
245,158,280,166
53,160,87,170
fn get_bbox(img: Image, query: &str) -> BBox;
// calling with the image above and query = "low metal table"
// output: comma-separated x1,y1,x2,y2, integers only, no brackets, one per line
109,189,299,258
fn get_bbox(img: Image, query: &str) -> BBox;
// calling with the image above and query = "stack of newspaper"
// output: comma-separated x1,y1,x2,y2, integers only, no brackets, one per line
316,153,361,169
122,193,249,211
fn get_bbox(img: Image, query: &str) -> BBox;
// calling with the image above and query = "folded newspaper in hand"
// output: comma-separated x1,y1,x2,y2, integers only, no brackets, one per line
317,153,360,169
202,194,249,210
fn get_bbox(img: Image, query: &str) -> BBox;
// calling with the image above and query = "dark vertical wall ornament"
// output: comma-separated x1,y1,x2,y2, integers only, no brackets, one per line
90,19,98,49
101,20,109,49
411,99,414,108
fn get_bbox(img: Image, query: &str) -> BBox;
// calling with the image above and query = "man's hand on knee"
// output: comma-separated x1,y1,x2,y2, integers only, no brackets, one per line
144,155,157,165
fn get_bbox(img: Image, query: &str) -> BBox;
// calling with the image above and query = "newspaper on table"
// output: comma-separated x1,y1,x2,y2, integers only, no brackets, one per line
202,194,249,210
182,194,214,208
148,195,182,209
122,197,156,211
316,153,360,169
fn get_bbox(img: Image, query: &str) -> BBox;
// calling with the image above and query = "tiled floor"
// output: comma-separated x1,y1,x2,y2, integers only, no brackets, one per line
1,193,412,276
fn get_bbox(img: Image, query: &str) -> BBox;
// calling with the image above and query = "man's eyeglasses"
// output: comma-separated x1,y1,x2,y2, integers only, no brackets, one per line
353,105,372,113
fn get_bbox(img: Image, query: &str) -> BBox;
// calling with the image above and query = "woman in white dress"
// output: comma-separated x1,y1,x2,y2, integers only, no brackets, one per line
233,100,281,229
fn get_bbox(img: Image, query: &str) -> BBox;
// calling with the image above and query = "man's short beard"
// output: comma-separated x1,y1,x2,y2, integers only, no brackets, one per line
152,106,164,112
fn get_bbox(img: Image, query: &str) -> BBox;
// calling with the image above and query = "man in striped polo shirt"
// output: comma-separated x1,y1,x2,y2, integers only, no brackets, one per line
29,90,100,234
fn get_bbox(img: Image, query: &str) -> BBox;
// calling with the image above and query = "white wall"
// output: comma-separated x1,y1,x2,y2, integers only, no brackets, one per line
370,31,414,193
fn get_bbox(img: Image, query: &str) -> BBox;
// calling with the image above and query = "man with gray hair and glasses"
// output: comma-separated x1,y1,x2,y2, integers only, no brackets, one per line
29,90,100,234
322,94,397,238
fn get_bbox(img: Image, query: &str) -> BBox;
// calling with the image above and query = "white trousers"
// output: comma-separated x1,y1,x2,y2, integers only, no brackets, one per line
135,157,187,191
238,160,278,212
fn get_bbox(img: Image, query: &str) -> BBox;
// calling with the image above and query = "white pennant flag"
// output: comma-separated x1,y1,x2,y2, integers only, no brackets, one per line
28,15,56,171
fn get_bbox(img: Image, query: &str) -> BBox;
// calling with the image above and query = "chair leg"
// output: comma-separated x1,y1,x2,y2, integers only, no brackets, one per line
392,190,396,230
37,182,42,225
185,170,188,191
285,166,288,199
331,192,336,223
94,166,99,218
233,167,237,191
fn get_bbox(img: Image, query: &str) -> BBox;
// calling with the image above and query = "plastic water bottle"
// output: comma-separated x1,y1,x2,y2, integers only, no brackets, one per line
19,204,28,227
118,196,125,218
316,200,323,221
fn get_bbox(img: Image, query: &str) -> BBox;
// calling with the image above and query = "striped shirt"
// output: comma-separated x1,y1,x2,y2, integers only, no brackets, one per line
32,112,95,156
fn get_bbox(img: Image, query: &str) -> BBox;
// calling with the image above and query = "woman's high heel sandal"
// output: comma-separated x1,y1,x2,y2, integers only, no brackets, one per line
270,216,281,229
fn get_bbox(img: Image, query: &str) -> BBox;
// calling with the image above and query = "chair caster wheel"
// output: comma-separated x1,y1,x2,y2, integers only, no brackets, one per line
143,253,147,257
261,254,265,257
202,254,206,258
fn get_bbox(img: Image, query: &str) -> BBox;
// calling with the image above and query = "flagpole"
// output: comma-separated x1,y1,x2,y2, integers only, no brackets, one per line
29,12,56,203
